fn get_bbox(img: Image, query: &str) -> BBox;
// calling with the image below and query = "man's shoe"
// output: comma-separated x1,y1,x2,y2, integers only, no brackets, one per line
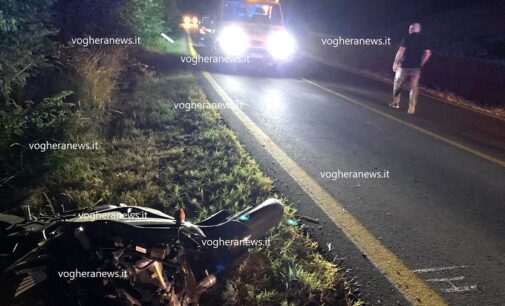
407,107,415,114
389,102,400,109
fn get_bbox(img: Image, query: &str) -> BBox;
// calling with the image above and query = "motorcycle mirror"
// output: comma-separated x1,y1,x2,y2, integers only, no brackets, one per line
181,222,206,238
176,208,205,238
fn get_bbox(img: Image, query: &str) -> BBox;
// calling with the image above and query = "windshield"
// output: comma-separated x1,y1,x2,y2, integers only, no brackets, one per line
223,1,282,25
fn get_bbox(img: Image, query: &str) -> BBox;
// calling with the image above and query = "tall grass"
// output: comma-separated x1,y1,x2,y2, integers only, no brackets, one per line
1,43,360,304
70,48,126,112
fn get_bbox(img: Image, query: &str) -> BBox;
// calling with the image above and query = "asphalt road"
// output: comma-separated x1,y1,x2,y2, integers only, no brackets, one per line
192,41,505,305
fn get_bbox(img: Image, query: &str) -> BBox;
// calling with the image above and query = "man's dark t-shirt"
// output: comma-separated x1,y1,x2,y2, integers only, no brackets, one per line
399,33,429,68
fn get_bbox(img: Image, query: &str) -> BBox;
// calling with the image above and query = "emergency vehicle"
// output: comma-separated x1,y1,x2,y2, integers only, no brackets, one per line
205,0,296,63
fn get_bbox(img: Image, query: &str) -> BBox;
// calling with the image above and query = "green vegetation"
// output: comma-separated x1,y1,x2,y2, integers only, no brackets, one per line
119,0,185,56
120,0,181,47
144,33,188,55
44,65,361,305
2,45,357,302
0,0,56,101
0,0,360,305
223,210,354,305
0,0,179,207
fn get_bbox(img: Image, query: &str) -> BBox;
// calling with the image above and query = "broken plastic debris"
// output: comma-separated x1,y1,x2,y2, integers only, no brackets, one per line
239,214,250,222
297,215,319,224
287,219,299,226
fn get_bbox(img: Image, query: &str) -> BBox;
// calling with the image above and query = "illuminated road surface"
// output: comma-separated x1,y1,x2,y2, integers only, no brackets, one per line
192,43,505,305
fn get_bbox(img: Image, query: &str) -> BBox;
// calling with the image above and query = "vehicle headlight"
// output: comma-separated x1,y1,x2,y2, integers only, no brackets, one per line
183,16,191,24
218,27,249,56
267,31,296,60
192,17,198,24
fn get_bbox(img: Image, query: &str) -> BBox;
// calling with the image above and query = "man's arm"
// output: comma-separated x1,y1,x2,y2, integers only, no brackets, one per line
421,49,432,67
392,47,405,72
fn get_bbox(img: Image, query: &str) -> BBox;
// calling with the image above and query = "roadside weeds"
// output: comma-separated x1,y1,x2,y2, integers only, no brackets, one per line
1,34,362,304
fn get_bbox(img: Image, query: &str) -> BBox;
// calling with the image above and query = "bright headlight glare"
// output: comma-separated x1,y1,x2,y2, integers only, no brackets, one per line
267,31,296,60
218,27,249,56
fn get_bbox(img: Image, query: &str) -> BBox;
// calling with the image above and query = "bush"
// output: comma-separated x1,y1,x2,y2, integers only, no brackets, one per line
120,0,181,46
69,47,126,112
0,0,57,102
0,90,74,191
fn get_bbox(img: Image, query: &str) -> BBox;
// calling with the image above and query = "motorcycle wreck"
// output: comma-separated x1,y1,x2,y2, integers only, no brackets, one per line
0,199,284,306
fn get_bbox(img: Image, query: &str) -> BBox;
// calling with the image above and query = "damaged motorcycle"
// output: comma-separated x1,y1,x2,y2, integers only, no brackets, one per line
0,199,284,305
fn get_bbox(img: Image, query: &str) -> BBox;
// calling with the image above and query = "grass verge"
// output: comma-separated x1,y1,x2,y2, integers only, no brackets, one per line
2,37,361,304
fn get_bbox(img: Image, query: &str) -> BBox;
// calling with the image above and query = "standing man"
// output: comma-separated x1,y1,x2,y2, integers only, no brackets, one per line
391,23,432,114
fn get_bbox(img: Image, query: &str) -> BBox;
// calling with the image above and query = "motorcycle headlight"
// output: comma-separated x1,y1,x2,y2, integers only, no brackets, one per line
267,31,296,60
218,27,249,56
